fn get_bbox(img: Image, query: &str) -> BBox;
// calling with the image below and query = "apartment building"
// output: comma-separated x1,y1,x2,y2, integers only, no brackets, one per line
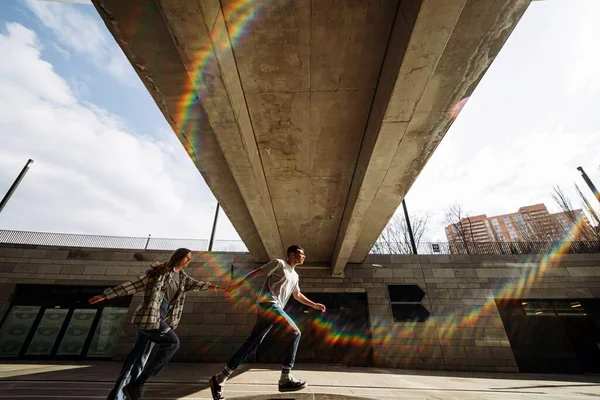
445,203,593,242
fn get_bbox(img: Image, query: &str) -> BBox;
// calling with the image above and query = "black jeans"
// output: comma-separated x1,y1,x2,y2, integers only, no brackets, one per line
107,300,179,399
137,300,180,378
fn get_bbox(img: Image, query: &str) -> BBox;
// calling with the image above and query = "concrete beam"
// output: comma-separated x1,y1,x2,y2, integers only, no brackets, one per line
157,0,285,261
222,0,399,262
332,0,531,275
92,0,275,261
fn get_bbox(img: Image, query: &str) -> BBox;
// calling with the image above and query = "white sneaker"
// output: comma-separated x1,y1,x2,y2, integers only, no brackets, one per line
278,375,307,392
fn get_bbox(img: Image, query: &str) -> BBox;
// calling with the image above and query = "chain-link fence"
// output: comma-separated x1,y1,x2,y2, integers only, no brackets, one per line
0,230,248,252
3,229,598,255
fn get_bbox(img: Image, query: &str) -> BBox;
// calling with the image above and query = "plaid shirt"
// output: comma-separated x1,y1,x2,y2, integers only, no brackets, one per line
103,268,210,330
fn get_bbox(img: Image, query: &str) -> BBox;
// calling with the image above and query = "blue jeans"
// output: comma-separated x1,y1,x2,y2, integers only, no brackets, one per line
108,300,178,399
227,302,301,371
137,323,179,377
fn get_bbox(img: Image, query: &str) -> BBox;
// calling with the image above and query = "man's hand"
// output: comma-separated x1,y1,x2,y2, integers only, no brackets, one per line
313,303,326,312
88,295,106,305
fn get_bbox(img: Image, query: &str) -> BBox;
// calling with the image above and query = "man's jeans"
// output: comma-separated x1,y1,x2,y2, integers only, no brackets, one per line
227,302,301,370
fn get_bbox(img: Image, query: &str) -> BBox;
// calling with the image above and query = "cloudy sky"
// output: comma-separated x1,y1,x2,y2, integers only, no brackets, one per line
0,0,598,245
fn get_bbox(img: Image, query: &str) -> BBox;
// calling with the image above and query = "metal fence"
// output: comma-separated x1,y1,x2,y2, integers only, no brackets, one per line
2,229,598,255
370,240,600,255
0,230,249,252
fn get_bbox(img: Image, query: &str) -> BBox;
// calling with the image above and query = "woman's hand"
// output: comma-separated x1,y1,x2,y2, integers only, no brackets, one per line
88,295,107,304
210,284,225,292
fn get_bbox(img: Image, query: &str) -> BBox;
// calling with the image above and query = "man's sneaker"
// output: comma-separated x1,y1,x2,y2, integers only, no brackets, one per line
123,382,144,400
278,375,307,392
209,375,225,400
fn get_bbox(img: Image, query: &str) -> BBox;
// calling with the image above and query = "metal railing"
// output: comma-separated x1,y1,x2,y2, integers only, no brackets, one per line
370,240,600,255
0,230,248,252
3,229,598,256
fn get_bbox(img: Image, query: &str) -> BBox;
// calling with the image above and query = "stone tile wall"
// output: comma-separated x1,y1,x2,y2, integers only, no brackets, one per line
1,243,599,372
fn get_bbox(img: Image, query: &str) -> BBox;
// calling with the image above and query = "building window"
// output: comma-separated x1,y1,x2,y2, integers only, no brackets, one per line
521,300,587,316
387,285,430,322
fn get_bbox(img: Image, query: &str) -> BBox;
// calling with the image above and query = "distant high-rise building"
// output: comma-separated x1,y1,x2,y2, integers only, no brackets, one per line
445,203,593,243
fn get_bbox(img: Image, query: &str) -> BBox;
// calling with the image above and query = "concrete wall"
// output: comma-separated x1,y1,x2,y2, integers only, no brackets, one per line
1,243,599,372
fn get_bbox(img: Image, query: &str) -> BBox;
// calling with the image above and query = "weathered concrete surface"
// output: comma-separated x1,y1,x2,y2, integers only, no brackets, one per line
91,0,531,272
332,0,532,274
2,362,599,399
92,0,271,262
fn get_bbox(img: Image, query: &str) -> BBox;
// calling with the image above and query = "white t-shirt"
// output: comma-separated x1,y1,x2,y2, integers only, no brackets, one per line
258,259,300,308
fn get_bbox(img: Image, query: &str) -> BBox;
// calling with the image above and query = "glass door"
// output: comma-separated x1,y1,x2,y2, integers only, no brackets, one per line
25,308,70,356
0,306,41,357
56,309,98,356
0,284,132,360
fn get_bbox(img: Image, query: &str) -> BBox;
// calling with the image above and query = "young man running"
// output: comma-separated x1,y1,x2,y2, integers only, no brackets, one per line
210,245,325,400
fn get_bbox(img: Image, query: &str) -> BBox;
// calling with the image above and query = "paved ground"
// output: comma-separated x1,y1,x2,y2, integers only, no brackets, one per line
0,362,599,399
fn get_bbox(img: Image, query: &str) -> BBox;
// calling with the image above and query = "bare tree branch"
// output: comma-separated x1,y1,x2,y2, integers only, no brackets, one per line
373,213,431,254
552,185,599,241
445,204,474,254
575,184,600,229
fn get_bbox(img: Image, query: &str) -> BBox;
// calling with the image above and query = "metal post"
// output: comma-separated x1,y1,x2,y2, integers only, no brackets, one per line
0,159,34,215
402,199,418,255
577,166,600,205
208,202,220,251
144,234,151,250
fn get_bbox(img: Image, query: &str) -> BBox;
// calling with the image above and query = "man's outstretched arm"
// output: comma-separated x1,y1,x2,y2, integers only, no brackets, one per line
227,259,279,291
293,290,326,312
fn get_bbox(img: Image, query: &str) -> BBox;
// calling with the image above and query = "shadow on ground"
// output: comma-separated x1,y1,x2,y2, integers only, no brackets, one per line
228,395,372,400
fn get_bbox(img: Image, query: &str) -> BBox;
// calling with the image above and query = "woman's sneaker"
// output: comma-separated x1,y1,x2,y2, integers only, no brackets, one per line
278,375,307,392
123,382,144,399
209,375,225,400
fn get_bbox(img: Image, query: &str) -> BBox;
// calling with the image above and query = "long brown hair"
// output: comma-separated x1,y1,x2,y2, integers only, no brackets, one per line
147,248,191,278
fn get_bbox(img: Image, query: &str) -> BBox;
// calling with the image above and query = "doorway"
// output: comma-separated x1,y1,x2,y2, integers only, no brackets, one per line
496,298,600,373
0,284,132,360
255,293,373,366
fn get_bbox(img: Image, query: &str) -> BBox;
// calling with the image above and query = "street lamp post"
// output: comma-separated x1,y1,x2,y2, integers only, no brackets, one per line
577,166,600,205
0,159,34,215
402,198,418,255
208,202,220,251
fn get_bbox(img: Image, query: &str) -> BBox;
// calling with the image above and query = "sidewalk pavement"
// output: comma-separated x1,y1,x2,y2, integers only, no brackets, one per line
0,362,599,399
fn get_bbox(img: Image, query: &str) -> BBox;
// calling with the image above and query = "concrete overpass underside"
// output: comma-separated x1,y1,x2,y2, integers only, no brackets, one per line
92,0,531,274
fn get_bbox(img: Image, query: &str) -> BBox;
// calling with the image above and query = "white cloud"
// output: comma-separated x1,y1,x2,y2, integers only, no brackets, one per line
0,22,239,242
23,0,137,85
68,75,90,98
567,1,600,97
51,42,70,59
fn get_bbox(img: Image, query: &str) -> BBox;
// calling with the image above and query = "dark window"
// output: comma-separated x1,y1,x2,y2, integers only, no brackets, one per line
390,304,430,322
522,299,587,317
522,300,554,316
554,300,587,316
387,285,429,323
388,285,425,302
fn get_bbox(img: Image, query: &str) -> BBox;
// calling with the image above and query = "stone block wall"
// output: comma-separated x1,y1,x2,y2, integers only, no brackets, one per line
1,243,599,372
